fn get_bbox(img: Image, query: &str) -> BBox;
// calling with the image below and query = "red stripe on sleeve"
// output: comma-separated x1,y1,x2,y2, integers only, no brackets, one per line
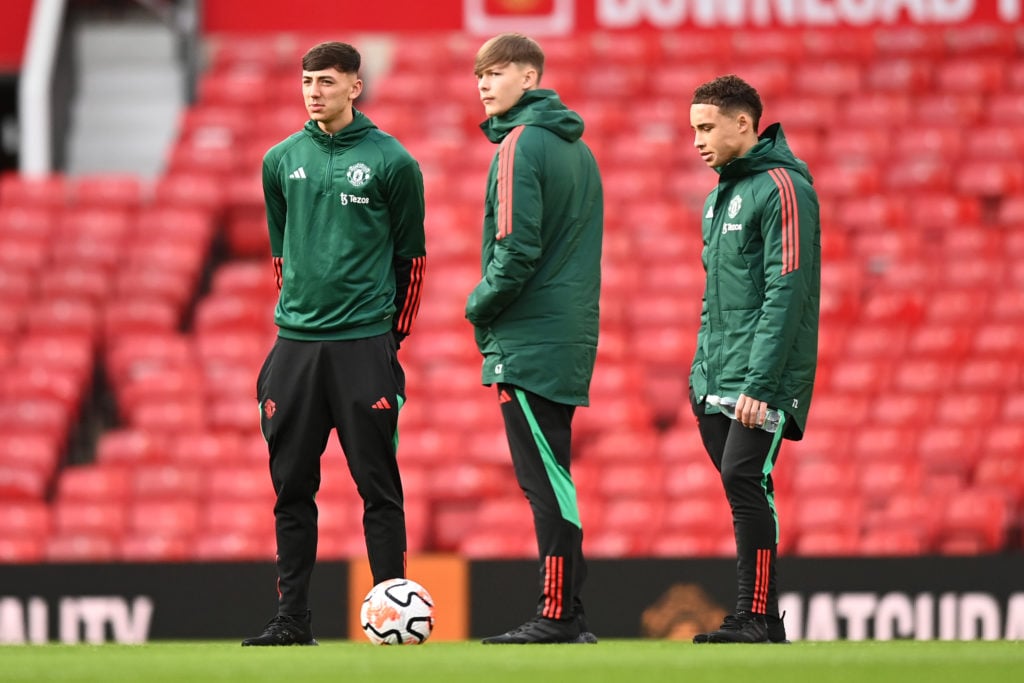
496,126,525,240
272,257,283,292
768,168,800,276
395,255,425,335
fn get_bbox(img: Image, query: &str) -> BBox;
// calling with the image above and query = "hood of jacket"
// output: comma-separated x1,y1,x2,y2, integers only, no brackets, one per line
480,89,584,144
718,123,813,184
302,108,378,152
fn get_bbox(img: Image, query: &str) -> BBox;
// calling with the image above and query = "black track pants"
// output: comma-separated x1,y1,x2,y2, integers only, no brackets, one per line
691,391,786,616
257,334,407,615
498,383,586,622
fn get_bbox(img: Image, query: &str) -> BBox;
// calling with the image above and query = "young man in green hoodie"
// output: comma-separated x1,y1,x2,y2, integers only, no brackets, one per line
243,41,426,646
688,75,820,644
466,33,603,645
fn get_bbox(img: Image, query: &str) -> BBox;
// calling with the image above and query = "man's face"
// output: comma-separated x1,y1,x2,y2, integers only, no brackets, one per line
690,103,751,168
303,67,362,133
477,61,535,118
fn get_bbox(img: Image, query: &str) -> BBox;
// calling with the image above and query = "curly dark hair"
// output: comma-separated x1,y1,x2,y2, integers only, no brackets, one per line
692,74,763,130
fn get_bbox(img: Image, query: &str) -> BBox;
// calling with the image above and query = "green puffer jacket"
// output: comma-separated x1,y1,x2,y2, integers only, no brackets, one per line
690,123,821,438
466,89,603,406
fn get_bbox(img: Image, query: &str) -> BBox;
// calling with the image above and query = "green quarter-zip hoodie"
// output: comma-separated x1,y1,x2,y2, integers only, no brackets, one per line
263,111,425,341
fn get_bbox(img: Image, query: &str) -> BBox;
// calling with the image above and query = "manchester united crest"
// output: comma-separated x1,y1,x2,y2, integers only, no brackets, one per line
346,162,372,188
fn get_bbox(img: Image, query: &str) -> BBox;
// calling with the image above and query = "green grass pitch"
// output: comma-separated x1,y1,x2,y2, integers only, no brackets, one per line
3,640,1023,683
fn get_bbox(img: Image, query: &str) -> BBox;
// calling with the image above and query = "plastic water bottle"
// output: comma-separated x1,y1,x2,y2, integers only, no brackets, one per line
706,395,782,433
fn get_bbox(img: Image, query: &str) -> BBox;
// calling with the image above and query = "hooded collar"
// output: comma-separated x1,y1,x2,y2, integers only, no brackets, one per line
718,123,813,184
480,89,584,144
302,108,378,152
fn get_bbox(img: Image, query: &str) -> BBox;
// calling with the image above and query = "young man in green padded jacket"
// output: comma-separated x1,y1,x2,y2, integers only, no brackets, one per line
466,33,603,645
688,75,821,644
244,41,425,647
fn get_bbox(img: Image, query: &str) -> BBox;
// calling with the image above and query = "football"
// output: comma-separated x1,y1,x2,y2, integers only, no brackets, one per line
359,578,435,645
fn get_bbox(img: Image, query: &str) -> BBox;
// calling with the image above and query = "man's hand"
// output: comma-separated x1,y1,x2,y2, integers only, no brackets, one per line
735,394,767,429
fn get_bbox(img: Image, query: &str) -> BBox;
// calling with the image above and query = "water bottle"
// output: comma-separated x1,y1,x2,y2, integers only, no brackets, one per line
706,395,781,433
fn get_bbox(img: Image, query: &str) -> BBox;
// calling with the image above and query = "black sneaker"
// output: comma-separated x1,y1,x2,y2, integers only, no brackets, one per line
575,613,599,644
692,611,768,644
482,616,584,644
241,611,318,646
766,613,790,644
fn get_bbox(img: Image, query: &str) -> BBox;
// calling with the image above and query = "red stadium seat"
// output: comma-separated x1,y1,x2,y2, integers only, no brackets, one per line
792,494,862,537
95,428,167,465
934,392,1001,427
204,465,274,502
129,395,206,433
874,27,945,58
791,460,857,496
795,529,862,557
955,161,1024,196
917,427,982,477
459,528,536,559
939,491,1011,554
840,92,911,126
0,536,46,562
45,534,118,562
921,290,990,324
104,299,180,337
119,534,191,562
55,465,131,502
793,61,862,96
649,530,732,558
126,499,201,537
892,360,953,393
112,266,195,311
193,531,275,561
858,460,922,504
0,173,71,208
936,57,1005,93
586,529,653,558
868,493,942,548
661,496,733,538
24,298,100,340
865,58,932,93
119,365,204,408
52,500,126,537
828,358,892,394
37,265,112,305
129,464,204,500
859,528,927,556
988,93,1024,125
851,426,917,463
956,358,1020,390
973,323,1021,359
582,429,660,462
167,431,244,466
72,174,145,209
973,454,1024,499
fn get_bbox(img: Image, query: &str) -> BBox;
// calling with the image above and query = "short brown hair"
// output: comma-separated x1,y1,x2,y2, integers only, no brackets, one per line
692,75,763,130
474,33,544,81
302,41,360,74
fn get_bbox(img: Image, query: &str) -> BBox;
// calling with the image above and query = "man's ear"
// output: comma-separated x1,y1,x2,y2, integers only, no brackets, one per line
522,67,538,90
350,77,364,101
736,112,755,134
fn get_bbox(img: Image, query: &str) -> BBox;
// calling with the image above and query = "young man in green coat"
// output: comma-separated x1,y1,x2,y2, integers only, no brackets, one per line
466,33,603,644
688,75,821,643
